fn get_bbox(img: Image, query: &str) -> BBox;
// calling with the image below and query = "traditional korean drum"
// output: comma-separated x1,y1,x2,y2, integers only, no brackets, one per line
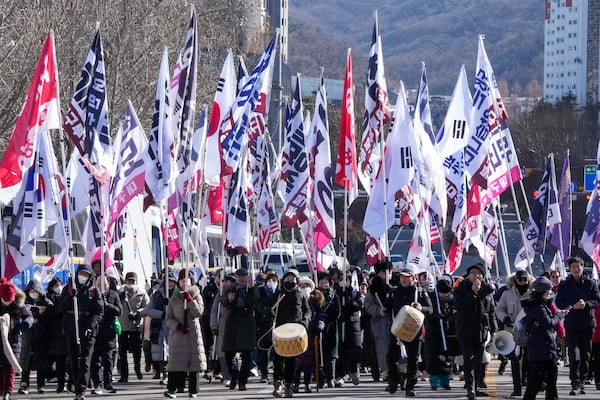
391,305,424,342
272,323,308,357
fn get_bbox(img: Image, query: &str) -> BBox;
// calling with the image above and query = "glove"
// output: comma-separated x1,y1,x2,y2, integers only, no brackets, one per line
503,317,513,328
212,328,218,336
67,284,77,297
128,313,139,322
181,291,193,302
379,308,388,317
411,302,422,311
317,320,325,332
84,329,93,340
177,323,190,334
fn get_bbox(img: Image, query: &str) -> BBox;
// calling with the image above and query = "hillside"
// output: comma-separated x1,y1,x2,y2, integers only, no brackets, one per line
288,0,544,95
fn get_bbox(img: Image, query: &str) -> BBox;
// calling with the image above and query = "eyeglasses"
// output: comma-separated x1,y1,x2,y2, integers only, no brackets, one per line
550,275,559,279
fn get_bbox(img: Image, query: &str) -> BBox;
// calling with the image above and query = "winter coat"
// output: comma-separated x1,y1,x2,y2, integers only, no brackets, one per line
97,288,122,347
555,274,600,331
0,288,32,368
221,284,258,352
165,285,207,372
46,290,67,356
454,278,496,343
593,306,600,343
385,283,433,341
20,281,54,371
201,282,219,351
338,286,365,347
271,285,311,328
144,286,171,362
364,276,391,343
256,285,276,351
118,286,149,332
57,274,104,340
521,296,560,362
318,287,341,359
210,292,229,358
424,291,459,374
295,293,327,372
495,273,531,327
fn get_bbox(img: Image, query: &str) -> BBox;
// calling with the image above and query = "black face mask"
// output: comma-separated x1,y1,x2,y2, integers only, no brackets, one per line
283,281,296,291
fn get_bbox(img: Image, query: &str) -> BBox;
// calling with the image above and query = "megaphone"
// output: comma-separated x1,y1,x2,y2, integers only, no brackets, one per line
488,330,516,356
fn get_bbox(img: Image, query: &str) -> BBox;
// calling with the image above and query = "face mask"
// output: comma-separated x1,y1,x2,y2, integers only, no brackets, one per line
77,275,89,285
0,299,11,306
125,284,135,291
301,287,311,298
52,286,62,295
29,292,40,301
283,281,295,291
266,281,277,291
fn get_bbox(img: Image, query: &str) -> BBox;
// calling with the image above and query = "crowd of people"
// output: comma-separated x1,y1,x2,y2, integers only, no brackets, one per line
0,256,599,400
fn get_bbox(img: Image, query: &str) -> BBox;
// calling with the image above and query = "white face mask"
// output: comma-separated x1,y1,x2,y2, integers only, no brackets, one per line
266,281,277,291
77,275,90,285
52,286,62,295
301,287,311,298
29,292,40,301
125,284,136,291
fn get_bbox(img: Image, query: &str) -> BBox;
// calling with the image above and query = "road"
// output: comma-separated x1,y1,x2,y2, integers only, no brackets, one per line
18,357,600,400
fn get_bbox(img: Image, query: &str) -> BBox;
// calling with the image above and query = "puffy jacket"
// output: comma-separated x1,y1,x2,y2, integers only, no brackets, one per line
555,274,600,331
385,283,433,341
454,278,496,342
521,296,560,362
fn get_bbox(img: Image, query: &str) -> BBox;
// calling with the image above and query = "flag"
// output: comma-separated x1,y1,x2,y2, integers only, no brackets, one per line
407,209,433,271
0,33,59,204
254,154,279,253
436,65,471,158
581,141,600,268
358,13,390,195
221,31,279,173
63,28,110,166
205,50,236,185
363,81,416,240
365,234,386,267
224,155,250,255
413,63,447,225
465,36,493,189
478,37,522,207
430,215,441,244
335,48,358,205
550,152,572,260
307,75,335,250
146,49,176,203
445,184,480,274
281,78,309,227
515,156,553,269
482,203,498,267
5,132,63,279
108,102,150,228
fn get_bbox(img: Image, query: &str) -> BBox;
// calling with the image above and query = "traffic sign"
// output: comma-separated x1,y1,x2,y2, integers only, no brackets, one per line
584,164,597,191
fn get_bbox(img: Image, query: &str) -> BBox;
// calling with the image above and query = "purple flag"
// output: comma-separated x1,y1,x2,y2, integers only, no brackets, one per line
550,153,572,259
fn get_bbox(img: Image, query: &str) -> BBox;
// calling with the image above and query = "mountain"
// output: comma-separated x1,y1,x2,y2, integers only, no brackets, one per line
288,0,544,95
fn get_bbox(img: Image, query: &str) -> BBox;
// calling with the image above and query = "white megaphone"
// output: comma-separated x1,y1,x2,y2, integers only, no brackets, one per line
489,330,516,356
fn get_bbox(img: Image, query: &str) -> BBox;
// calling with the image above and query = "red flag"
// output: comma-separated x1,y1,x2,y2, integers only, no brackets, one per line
335,49,358,205
0,33,59,203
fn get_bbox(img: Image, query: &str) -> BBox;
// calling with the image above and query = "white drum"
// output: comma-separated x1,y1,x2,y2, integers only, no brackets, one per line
272,323,308,357
391,305,424,342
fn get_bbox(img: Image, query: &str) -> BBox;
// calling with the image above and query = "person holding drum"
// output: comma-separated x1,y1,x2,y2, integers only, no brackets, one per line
385,265,432,397
221,268,259,391
270,269,311,398
454,262,496,400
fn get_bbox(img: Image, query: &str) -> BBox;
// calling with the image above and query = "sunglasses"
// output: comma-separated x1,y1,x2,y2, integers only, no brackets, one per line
517,277,528,282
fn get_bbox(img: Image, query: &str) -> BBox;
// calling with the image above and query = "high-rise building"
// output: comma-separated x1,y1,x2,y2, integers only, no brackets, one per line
543,0,600,105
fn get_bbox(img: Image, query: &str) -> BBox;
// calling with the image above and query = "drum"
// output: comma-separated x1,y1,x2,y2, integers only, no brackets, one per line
272,323,309,357
390,305,424,342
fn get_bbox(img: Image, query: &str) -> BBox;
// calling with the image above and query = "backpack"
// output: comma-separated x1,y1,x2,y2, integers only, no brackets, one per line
513,314,528,346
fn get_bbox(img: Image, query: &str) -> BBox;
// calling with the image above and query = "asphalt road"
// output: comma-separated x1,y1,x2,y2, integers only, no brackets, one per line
15,356,600,400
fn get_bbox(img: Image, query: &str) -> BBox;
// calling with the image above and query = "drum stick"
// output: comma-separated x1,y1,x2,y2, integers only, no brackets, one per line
314,335,319,393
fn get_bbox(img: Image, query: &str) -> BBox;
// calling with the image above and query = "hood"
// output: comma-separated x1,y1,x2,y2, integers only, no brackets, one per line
24,279,45,296
505,272,533,289
76,264,95,287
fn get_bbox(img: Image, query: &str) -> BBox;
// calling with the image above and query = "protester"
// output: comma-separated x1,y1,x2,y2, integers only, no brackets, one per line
555,256,600,395
316,271,341,388
454,263,496,400
56,264,104,400
270,269,311,398
145,273,177,385
424,274,458,390
256,272,279,383
0,278,31,400
385,265,432,397
211,274,235,387
221,268,258,391
46,277,69,393
163,269,207,398
495,269,532,397
521,276,563,400
18,278,53,394
91,275,122,394
118,271,149,382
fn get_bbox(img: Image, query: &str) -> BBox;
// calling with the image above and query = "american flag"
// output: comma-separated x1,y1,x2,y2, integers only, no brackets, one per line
254,202,279,253
430,215,441,244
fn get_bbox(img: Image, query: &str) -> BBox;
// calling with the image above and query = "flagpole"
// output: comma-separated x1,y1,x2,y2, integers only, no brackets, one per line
493,202,512,278
51,30,82,350
549,153,566,270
